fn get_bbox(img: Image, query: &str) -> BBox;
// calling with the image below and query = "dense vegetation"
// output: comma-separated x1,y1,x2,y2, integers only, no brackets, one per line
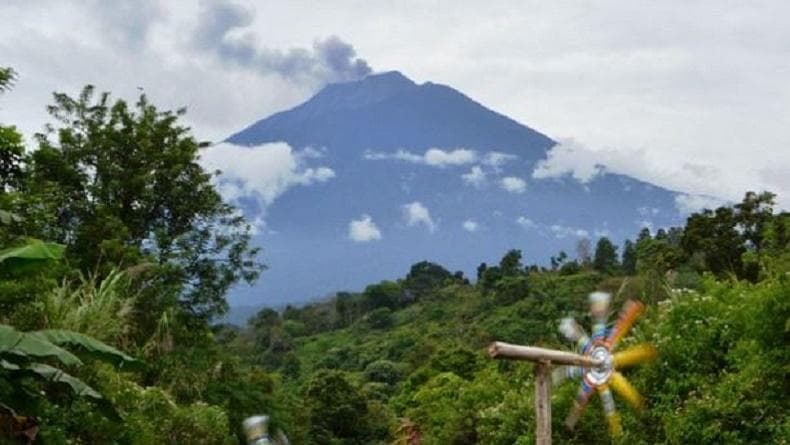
2,66,788,444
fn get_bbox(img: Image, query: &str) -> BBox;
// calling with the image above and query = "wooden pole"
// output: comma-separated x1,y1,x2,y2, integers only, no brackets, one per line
534,361,552,445
488,342,602,368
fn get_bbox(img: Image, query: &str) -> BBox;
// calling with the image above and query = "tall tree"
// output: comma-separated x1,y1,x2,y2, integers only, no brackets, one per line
20,86,261,320
0,67,24,194
681,206,744,277
499,249,523,277
593,237,619,274
734,191,776,253
621,239,637,275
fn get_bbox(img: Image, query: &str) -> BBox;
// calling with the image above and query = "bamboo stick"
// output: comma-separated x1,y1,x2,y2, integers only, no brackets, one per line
487,342,602,367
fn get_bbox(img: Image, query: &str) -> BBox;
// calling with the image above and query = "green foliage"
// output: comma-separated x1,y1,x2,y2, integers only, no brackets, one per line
0,125,25,193
21,86,260,319
43,268,135,344
363,280,404,310
0,240,65,271
593,236,619,274
622,276,790,444
621,239,637,275
403,261,453,299
303,370,386,444
364,359,403,386
0,67,14,93
366,307,394,330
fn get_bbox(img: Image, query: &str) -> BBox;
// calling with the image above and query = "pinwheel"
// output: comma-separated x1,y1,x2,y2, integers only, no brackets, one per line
553,292,656,436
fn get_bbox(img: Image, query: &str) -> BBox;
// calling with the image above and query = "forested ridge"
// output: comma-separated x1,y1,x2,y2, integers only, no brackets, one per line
1,68,788,444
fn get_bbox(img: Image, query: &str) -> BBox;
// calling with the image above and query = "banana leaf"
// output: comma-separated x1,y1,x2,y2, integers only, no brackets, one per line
1,360,121,421
0,240,65,274
0,241,65,263
0,325,82,367
31,330,143,371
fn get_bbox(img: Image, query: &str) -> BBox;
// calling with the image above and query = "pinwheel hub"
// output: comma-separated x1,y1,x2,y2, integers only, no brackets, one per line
584,344,614,386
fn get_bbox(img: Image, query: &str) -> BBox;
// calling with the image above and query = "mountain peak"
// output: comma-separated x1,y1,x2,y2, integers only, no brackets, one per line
226,69,554,152
301,70,418,115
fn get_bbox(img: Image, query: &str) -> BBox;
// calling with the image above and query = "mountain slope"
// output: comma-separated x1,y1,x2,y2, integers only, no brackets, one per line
224,71,683,305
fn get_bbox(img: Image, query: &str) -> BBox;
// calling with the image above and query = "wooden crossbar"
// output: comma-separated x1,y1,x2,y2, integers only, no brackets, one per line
488,342,602,368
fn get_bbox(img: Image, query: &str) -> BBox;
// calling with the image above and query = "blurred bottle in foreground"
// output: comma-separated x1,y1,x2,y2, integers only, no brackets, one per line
243,415,291,445
243,415,272,445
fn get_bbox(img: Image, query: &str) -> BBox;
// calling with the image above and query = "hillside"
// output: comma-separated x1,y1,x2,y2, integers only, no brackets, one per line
226,193,790,444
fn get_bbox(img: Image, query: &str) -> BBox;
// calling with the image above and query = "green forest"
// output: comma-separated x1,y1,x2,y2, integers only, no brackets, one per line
1,67,788,444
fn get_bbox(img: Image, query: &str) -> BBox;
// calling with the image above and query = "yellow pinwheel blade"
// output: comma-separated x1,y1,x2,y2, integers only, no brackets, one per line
597,385,622,437
606,411,623,437
609,371,645,410
613,343,657,369
607,299,645,347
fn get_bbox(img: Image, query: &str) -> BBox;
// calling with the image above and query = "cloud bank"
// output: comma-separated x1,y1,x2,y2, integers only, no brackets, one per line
200,142,335,220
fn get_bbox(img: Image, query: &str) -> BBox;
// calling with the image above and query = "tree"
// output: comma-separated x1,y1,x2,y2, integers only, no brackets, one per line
366,307,394,329
0,119,25,194
0,67,25,195
19,86,261,321
364,360,402,385
550,250,568,270
592,237,619,274
476,262,487,281
499,249,523,277
403,261,452,299
304,370,375,444
734,191,776,253
335,292,358,327
363,281,402,310
249,308,281,351
621,239,637,275
681,206,744,277
0,67,14,93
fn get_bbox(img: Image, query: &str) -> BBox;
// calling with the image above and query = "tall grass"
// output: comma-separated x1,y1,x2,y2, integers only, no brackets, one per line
43,269,135,346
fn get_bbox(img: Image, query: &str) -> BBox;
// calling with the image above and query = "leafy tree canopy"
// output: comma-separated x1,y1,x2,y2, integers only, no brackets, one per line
18,86,261,320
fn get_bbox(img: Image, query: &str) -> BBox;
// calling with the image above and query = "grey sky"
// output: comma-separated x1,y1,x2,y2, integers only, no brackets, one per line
1,0,788,206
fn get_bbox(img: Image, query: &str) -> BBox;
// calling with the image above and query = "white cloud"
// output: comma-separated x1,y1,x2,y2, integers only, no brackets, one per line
365,148,477,167
424,148,477,166
550,224,589,239
461,165,486,187
516,216,538,230
674,193,729,214
402,201,436,232
482,152,517,168
532,139,606,183
200,142,335,207
462,219,479,232
348,214,382,242
500,176,527,194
